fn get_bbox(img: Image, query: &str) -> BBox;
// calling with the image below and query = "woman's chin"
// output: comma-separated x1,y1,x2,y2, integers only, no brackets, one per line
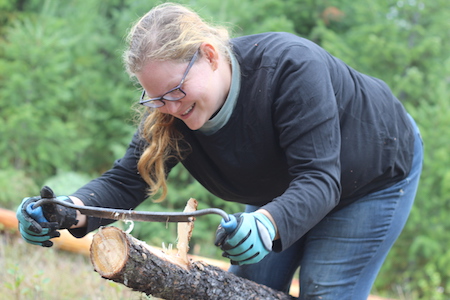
183,119,205,131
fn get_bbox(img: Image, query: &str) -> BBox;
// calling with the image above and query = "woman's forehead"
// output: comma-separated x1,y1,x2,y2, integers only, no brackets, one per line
138,60,186,94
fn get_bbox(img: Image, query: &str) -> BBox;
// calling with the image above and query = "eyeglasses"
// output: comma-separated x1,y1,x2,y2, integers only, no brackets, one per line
139,49,200,108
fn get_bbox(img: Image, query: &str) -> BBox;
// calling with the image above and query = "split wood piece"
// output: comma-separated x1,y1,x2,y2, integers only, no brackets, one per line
176,198,198,264
90,226,295,300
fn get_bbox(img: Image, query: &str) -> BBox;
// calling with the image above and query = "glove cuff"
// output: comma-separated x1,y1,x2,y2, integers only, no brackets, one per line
253,212,276,241
43,196,79,229
59,196,79,229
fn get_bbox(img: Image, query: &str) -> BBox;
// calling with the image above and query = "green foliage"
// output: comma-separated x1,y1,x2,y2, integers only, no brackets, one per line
1,0,449,298
306,1,450,298
0,0,139,182
382,95,450,299
43,170,94,195
0,168,39,210
192,0,296,36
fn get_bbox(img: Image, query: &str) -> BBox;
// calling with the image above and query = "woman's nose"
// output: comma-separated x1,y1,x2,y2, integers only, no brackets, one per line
159,100,181,114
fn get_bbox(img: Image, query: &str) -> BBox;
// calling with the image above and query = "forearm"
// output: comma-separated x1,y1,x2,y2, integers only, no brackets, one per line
69,196,87,228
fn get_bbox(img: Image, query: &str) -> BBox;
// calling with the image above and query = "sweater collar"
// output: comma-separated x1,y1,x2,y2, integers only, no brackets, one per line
199,51,240,135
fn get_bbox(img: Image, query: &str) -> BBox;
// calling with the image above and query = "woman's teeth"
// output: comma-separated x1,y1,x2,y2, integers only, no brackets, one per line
181,104,195,116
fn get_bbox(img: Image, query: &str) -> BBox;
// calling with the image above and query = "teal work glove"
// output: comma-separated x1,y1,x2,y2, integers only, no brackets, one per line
16,186,78,247
214,212,276,265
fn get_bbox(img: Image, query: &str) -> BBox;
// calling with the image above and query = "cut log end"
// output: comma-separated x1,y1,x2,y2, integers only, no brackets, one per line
90,226,129,278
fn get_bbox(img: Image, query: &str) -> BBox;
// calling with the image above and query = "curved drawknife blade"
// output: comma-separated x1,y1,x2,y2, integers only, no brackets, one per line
33,198,230,223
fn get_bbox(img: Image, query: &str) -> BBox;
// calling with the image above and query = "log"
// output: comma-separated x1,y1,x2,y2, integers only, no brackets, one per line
0,207,19,230
90,226,295,300
0,207,93,256
0,207,393,300
89,198,294,299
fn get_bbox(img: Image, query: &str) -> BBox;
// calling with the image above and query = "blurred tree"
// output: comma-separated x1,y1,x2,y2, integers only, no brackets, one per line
304,0,450,298
0,0,140,179
1,1,449,297
190,0,296,36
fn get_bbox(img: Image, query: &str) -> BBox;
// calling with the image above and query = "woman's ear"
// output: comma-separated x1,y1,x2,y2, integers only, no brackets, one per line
200,43,219,71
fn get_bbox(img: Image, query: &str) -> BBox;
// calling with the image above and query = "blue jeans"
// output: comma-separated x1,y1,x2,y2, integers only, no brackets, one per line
230,116,423,300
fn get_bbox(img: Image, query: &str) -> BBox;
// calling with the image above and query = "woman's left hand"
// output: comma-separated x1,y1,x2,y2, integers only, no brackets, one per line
214,212,276,265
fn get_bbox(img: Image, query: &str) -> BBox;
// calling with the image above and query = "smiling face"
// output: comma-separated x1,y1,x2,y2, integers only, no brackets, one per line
136,44,231,130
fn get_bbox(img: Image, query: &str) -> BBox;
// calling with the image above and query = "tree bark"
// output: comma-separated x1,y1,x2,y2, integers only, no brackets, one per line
90,226,295,300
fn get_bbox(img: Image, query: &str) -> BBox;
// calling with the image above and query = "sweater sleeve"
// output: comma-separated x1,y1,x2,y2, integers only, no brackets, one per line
69,130,163,237
262,45,342,251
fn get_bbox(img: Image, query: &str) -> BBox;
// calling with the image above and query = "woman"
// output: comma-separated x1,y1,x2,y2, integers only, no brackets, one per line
17,3,423,299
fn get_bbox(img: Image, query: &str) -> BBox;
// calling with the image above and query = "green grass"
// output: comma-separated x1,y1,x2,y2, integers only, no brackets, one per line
0,232,153,300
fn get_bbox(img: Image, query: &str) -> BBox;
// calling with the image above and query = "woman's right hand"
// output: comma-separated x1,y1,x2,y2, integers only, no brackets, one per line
16,186,78,247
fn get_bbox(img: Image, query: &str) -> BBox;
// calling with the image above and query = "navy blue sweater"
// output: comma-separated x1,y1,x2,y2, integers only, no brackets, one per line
72,33,414,251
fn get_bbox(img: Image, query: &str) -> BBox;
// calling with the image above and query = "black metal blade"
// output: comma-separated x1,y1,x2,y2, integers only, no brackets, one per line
33,198,229,223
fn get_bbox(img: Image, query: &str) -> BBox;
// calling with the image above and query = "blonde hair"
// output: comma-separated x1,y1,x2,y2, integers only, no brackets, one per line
123,3,231,201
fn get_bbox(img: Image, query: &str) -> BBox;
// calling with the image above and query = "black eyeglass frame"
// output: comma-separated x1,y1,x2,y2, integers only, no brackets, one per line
139,48,200,108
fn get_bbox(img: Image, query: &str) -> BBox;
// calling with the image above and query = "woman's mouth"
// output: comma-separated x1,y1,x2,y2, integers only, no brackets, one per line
181,103,195,117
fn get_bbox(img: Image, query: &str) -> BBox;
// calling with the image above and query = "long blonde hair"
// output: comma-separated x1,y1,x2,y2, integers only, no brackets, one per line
123,3,231,201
